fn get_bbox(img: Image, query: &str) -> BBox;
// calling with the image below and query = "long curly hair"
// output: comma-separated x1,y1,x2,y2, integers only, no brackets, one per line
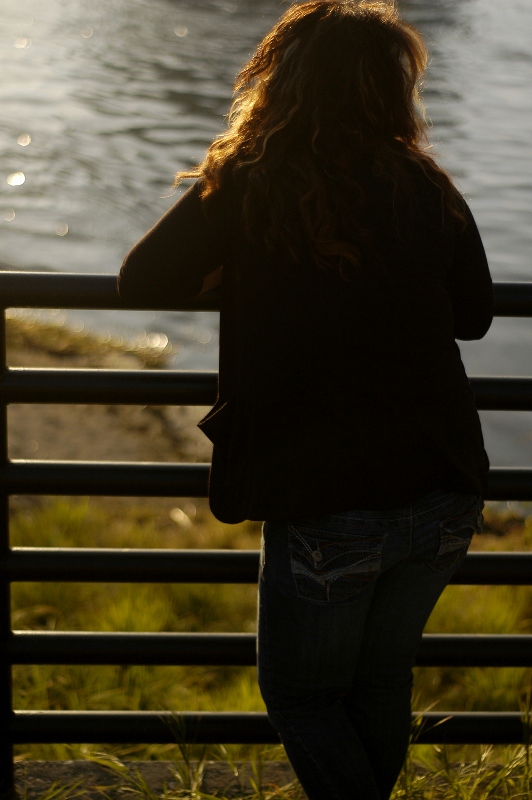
176,0,466,277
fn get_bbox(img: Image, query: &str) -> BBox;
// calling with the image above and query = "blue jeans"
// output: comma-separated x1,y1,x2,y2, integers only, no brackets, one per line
257,490,484,800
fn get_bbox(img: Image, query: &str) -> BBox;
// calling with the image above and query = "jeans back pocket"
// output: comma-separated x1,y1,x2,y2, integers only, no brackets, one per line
288,522,385,603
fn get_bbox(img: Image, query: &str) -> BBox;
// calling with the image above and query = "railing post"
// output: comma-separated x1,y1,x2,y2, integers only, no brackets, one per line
0,309,14,796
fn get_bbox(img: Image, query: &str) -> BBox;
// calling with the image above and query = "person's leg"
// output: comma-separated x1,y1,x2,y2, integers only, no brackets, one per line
257,513,410,800
259,573,380,799
343,491,483,798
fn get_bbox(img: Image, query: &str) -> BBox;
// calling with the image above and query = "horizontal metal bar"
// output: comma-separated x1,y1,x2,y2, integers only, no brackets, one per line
486,468,532,500
1,548,260,583
2,549,532,585
5,631,532,667
10,710,277,745
6,631,255,666
0,273,531,316
8,710,527,744
470,376,532,410
0,273,219,311
416,634,532,667
1,460,210,496
450,552,532,585
492,282,532,317
0,368,217,406
1,370,531,411
0,462,529,499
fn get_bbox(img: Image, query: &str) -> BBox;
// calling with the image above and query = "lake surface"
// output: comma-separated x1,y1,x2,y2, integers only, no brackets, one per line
1,0,532,468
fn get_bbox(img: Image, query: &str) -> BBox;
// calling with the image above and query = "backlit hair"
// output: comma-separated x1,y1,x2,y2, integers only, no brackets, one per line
177,0,466,277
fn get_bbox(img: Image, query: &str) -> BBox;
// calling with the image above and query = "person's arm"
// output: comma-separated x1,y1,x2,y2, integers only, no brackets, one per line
448,203,494,340
118,181,227,307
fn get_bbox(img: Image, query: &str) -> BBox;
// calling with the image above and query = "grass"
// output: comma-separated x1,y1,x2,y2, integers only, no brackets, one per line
5,309,173,368
392,744,532,799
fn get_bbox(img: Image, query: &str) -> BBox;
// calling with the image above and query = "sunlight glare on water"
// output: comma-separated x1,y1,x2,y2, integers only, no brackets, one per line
13,36,31,49
6,172,25,186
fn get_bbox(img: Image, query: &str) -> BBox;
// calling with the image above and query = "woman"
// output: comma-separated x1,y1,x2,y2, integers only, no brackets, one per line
118,2,493,797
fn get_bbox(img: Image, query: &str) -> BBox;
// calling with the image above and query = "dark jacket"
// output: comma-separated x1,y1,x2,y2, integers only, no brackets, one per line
118,168,493,523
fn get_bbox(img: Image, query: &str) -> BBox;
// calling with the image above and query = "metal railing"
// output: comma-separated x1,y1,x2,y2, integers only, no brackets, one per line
1,272,532,795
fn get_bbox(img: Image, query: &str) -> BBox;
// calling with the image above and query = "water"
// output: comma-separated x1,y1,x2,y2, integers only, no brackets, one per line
1,0,531,466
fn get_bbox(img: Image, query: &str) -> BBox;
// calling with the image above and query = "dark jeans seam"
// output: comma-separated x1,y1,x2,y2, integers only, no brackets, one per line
259,577,347,800
275,709,348,800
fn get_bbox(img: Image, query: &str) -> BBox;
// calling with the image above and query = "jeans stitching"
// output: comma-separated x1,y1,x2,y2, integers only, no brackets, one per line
289,527,315,557
291,554,381,583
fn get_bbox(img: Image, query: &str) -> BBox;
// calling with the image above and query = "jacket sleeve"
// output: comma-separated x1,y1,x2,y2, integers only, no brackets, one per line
118,181,228,307
448,203,494,340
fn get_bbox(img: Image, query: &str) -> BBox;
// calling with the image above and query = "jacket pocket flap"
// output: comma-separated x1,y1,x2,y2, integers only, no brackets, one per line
198,400,234,445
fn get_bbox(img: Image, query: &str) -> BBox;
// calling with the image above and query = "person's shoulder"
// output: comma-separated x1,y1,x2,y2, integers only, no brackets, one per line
200,168,245,233
404,158,446,199
407,159,470,229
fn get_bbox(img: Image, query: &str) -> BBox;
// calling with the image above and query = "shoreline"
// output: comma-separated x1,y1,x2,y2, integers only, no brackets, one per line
6,316,212,467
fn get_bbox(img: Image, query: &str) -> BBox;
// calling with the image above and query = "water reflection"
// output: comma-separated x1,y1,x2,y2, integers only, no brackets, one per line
0,0,280,278
13,36,32,48
7,172,25,186
400,0,468,30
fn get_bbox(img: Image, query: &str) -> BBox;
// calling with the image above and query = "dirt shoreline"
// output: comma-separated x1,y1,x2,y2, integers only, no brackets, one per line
14,760,300,799
7,343,213,467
